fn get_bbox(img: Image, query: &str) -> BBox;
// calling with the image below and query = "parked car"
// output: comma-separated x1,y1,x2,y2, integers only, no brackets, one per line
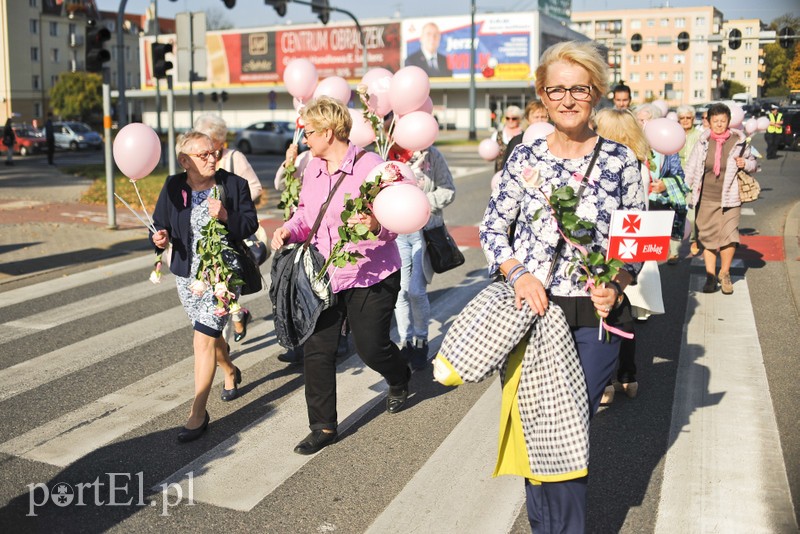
53,121,103,150
0,125,46,156
779,107,800,151
234,121,297,155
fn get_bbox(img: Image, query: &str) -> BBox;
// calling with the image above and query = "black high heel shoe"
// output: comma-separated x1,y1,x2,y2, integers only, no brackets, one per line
233,310,251,343
177,411,210,443
221,366,242,401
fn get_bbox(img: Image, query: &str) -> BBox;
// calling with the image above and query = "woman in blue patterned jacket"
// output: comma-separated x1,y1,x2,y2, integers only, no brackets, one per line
479,41,645,533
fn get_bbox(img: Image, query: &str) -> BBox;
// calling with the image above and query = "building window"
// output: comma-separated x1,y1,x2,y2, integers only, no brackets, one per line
647,19,655,27
646,72,654,81
694,71,704,81
645,90,654,99
30,0,37,6
660,54,668,62
674,54,685,64
630,73,640,82
629,55,640,65
660,71,668,80
51,48,59,63
632,90,640,99
745,27,753,36
49,21,58,36
631,19,641,29
744,71,752,79
34,102,42,118
69,23,76,34
744,57,752,64
694,53,705,62
676,17,686,28
30,19,38,34
674,71,684,82
694,89,705,99
745,42,753,50
51,75,59,87
31,47,39,61
728,57,736,65
32,75,40,90
729,72,736,79
695,17,706,26
646,54,654,63
660,18,669,27
125,46,131,61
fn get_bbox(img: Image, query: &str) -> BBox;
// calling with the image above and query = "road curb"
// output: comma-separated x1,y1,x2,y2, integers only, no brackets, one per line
783,200,800,314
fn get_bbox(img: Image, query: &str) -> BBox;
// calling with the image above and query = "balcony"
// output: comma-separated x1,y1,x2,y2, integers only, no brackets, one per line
68,33,84,48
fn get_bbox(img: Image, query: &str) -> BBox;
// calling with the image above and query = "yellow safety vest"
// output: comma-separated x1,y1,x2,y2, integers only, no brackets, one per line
767,112,783,134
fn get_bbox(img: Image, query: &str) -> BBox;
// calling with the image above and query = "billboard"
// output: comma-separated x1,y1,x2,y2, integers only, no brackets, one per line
141,22,401,89
401,14,536,81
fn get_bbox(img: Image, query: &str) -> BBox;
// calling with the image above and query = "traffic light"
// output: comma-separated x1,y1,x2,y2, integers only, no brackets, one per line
630,33,642,52
728,28,742,50
677,31,690,51
85,20,111,73
152,42,173,79
265,0,288,16
312,0,330,25
779,27,796,49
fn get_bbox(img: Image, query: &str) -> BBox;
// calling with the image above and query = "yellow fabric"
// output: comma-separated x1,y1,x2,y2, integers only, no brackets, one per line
493,340,588,484
432,354,464,386
767,112,783,134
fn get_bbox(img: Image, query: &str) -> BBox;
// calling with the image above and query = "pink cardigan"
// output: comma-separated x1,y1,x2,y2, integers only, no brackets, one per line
684,128,757,208
283,143,401,293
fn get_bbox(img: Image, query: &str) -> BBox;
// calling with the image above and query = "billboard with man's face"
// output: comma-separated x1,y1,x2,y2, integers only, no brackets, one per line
402,14,537,81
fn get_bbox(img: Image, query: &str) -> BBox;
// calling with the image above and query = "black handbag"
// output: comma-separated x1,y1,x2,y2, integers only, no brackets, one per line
233,240,263,295
423,224,465,274
227,149,272,265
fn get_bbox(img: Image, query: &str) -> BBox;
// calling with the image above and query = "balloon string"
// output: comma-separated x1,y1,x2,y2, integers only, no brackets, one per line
133,180,156,230
114,193,157,233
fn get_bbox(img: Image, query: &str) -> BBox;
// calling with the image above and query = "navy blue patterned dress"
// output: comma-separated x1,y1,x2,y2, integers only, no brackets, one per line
480,137,646,298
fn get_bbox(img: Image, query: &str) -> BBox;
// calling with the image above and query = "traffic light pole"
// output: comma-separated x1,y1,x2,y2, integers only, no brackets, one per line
167,76,177,176
103,70,116,229
116,0,129,128
468,0,476,141
153,0,162,137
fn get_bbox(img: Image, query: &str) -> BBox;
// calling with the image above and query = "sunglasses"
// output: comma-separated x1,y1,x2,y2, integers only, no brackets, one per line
186,150,219,162
678,115,694,120
505,116,520,120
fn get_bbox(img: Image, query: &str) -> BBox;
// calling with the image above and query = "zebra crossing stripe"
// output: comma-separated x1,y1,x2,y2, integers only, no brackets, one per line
365,379,525,534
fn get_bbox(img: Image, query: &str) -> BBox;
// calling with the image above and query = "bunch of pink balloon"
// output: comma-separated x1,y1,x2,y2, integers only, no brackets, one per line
522,122,555,142
112,122,163,232
756,116,770,132
744,118,759,135
644,118,686,155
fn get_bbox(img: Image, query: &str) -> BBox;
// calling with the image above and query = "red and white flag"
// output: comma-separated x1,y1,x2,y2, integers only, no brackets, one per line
608,210,675,263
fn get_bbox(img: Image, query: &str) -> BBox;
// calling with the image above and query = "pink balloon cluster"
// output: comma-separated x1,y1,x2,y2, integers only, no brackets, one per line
113,123,161,181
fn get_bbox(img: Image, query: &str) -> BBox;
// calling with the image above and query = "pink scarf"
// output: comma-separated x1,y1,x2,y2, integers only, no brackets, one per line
709,130,731,177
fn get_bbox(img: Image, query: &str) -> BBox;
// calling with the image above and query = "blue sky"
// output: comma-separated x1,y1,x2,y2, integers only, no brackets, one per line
95,0,798,29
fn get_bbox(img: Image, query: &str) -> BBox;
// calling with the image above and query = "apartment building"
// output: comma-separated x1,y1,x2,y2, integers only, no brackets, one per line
721,19,767,98
0,0,170,125
572,6,725,107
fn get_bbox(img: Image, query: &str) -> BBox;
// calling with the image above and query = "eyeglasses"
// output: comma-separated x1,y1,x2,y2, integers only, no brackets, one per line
678,115,694,120
186,150,218,162
302,129,315,139
505,116,520,121
544,85,593,102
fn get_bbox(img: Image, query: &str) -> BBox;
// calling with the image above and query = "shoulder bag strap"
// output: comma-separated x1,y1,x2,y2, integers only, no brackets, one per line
303,150,366,249
227,149,235,174
543,137,604,288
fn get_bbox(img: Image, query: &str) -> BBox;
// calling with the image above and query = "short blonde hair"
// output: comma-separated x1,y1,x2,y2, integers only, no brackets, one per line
175,130,212,158
300,96,352,142
535,41,609,105
524,100,547,119
595,108,650,162
193,114,227,145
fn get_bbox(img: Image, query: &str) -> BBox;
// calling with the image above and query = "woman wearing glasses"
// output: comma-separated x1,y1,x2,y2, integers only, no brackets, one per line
491,105,523,172
271,97,411,456
151,131,259,442
479,41,644,532
676,105,702,256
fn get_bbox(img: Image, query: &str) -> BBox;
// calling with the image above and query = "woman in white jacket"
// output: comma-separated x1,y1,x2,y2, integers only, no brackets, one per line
684,102,757,295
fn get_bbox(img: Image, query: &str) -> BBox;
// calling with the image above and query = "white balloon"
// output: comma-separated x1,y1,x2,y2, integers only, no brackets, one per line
522,122,555,143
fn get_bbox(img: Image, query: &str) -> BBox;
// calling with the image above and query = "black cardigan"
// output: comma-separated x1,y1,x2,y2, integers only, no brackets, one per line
151,169,259,278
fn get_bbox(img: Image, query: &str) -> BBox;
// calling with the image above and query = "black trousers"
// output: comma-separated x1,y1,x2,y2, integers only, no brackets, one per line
302,271,409,431
765,132,779,159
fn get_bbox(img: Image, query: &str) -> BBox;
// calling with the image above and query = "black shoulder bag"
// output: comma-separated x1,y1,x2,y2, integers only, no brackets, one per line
215,173,263,295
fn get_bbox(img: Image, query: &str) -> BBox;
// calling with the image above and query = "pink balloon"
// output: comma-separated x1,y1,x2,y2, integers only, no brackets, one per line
652,100,669,117
373,183,431,234
756,116,770,132
283,59,318,101
392,111,438,152
666,111,678,121
491,171,502,191
644,118,686,155
729,104,745,129
113,123,161,181
364,160,417,185
478,138,500,160
400,96,433,117
389,66,430,116
366,76,393,117
744,118,758,135
361,67,393,89
348,108,376,148
313,76,352,105
522,122,555,142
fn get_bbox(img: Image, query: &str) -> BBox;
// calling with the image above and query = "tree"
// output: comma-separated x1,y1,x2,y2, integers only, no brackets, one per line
720,80,748,98
762,43,791,96
788,43,800,91
205,7,233,30
49,72,103,123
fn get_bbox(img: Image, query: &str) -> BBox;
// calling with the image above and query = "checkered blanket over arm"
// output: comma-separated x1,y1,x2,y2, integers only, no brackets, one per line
437,281,590,476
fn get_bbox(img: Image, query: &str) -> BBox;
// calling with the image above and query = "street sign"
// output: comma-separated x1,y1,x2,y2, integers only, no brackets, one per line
175,12,207,82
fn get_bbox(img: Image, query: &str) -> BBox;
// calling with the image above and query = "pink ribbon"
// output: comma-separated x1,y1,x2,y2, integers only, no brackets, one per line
182,190,188,208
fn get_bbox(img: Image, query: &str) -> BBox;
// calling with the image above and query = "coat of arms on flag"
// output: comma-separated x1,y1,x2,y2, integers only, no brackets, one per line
608,211,675,262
